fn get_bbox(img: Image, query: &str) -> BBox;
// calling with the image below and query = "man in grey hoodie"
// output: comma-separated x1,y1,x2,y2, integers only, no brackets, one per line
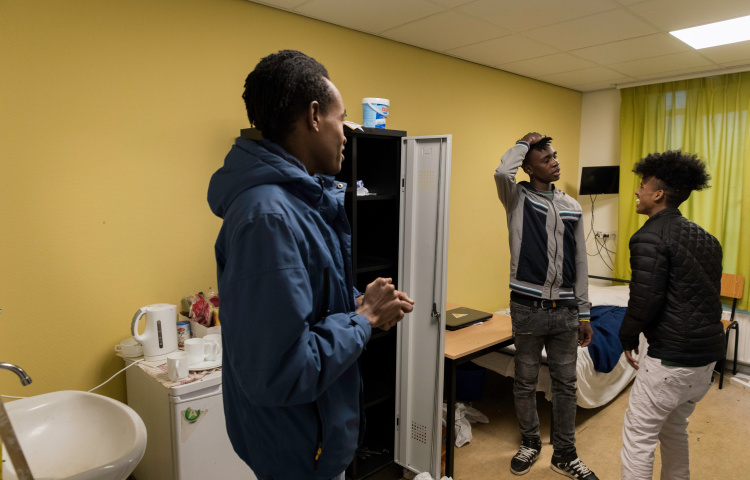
494,132,597,480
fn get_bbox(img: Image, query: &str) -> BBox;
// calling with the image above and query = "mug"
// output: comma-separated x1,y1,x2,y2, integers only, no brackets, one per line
115,337,143,358
167,351,190,381
203,334,222,362
184,338,205,365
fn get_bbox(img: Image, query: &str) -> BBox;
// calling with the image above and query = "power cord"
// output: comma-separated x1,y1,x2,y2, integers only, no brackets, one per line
586,194,616,271
1,358,145,399
88,359,144,393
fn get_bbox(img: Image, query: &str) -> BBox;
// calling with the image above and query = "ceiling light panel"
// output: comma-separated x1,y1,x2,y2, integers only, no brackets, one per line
670,15,750,49
629,0,750,32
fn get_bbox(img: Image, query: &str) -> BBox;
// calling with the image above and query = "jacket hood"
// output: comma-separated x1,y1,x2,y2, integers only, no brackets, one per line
208,137,322,218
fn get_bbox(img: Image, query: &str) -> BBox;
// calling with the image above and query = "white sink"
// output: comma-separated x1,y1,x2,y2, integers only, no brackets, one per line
2,390,147,480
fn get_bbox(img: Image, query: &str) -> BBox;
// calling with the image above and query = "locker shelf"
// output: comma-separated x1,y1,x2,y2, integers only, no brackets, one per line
357,256,397,274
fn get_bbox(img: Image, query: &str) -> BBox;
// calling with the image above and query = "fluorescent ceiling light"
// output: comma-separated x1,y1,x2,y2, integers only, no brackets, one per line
670,15,750,49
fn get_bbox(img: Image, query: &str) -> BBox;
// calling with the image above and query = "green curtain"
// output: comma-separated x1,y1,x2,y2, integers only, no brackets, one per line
615,72,750,310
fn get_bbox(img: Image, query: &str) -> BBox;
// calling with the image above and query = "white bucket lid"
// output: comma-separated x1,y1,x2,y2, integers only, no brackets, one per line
362,97,389,106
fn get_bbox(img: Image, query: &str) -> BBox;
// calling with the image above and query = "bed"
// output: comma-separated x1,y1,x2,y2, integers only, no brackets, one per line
471,278,648,408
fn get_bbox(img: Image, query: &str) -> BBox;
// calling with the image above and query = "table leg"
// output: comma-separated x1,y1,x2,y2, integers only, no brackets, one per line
444,357,456,478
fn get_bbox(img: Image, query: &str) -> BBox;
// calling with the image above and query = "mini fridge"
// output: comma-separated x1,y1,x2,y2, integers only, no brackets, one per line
124,363,256,480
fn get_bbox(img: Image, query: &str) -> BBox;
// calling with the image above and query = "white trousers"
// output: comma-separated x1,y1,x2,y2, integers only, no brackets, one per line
621,355,715,480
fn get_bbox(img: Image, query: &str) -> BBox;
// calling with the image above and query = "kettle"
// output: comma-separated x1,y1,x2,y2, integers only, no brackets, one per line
131,303,178,362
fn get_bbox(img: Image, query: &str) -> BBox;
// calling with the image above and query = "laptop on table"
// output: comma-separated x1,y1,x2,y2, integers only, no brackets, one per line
445,307,493,331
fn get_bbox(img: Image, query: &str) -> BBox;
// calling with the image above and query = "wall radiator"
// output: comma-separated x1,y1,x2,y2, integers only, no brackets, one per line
724,310,750,366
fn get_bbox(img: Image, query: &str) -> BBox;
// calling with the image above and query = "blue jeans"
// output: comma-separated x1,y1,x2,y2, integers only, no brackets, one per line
510,300,579,457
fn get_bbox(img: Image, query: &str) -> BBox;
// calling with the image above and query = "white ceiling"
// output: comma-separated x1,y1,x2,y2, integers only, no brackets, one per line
247,0,750,92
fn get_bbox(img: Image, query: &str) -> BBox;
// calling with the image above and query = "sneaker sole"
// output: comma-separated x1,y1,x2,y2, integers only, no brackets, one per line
510,466,530,476
550,463,578,478
510,455,539,476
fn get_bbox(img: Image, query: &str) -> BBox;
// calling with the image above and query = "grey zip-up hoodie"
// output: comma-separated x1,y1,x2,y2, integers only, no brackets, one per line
494,141,590,318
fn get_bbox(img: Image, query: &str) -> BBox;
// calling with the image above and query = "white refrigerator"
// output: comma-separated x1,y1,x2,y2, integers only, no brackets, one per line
125,363,256,480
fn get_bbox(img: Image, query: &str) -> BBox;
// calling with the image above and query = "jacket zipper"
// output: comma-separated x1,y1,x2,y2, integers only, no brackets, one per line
541,191,561,294
312,267,331,469
320,267,331,322
311,268,331,470
313,403,323,469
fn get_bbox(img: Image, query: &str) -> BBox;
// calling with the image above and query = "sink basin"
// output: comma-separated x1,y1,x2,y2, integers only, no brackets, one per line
2,390,147,480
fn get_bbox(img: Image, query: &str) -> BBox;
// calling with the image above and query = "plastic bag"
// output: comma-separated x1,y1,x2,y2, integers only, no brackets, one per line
181,292,219,326
356,179,370,196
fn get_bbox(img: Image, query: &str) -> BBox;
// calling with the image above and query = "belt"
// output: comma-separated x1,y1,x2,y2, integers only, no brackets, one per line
510,292,578,309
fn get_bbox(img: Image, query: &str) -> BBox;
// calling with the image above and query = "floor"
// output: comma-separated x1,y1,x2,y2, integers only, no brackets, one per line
412,369,749,480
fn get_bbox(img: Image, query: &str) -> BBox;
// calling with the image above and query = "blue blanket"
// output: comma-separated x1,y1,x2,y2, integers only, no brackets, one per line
587,306,628,373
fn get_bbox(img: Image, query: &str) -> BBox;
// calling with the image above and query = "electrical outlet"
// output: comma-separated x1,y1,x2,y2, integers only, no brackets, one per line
594,231,616,240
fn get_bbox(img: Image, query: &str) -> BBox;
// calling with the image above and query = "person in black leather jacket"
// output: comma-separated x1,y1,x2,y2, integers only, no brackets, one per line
619,151,723,480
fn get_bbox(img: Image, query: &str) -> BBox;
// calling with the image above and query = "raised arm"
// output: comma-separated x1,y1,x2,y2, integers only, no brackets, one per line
494,132,543,209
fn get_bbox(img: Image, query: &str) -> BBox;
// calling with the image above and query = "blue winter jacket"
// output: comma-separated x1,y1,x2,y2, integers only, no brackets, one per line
207,137,372,479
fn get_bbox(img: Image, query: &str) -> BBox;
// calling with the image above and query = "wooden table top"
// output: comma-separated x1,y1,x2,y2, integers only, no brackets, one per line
444,302,513,360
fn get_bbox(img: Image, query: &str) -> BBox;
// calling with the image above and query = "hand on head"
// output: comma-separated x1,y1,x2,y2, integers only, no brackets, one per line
357,278,414,331
521,132,544,145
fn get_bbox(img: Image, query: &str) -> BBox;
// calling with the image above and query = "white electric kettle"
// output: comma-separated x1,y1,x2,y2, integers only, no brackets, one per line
131,303,178,361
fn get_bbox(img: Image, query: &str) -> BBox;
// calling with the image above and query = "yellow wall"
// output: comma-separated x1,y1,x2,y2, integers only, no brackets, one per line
0,0,582,401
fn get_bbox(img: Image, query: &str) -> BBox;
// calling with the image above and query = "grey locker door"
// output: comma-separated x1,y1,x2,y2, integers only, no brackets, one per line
394,135,451,477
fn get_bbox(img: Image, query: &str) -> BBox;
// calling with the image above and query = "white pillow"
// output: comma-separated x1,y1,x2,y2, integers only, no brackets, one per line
588,285,630,307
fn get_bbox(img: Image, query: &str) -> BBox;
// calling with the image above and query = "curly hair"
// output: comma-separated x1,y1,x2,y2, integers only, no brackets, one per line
243,50,335,143
632,150,711,208
523,136,553,165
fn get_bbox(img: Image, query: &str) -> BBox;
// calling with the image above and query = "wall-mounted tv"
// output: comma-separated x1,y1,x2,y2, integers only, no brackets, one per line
579,166,620,195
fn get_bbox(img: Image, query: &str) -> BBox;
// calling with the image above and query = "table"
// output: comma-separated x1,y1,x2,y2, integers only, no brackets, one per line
443,302,514,478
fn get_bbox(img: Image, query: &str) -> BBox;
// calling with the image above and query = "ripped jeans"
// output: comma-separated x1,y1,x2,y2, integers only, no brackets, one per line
510,300,580,457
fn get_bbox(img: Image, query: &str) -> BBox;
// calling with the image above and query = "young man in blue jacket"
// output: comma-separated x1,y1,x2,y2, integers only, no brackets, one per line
495,132,597,479
619,151,723,479
208,50,413,480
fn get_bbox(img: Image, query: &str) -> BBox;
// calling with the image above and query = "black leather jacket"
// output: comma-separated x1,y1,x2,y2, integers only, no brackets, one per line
619,208,725,366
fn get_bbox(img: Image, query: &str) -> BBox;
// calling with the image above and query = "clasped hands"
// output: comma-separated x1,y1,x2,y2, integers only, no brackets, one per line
356,277,414,331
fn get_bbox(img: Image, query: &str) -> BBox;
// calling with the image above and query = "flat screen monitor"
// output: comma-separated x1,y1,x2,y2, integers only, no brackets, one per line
579,166,620,195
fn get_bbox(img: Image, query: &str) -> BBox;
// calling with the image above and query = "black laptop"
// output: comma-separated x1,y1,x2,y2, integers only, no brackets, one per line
445,307,493,331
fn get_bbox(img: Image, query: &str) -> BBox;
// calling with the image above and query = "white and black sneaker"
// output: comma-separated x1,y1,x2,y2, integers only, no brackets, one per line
551,455,599,479
510,438,542,475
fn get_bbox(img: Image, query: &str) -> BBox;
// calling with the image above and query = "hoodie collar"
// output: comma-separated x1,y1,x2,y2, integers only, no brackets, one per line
208,137,338,219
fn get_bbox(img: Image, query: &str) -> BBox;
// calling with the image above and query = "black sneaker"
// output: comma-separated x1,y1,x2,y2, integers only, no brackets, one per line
550,455,599,479
510,439,542,475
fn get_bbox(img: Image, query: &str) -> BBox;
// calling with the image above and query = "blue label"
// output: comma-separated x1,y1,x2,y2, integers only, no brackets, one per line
363,103,388,128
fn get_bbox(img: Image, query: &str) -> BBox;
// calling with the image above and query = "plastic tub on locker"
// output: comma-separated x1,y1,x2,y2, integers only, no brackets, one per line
362,97,389,128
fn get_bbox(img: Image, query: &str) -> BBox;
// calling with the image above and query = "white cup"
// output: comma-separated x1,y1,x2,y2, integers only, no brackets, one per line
203,334,222,362
167,351,190,381
184,338,205,365
115,337,143,358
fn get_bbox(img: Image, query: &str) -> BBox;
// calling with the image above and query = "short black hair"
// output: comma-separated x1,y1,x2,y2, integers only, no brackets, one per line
243,50,335,143
523,136,553,165
633,150,711,208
